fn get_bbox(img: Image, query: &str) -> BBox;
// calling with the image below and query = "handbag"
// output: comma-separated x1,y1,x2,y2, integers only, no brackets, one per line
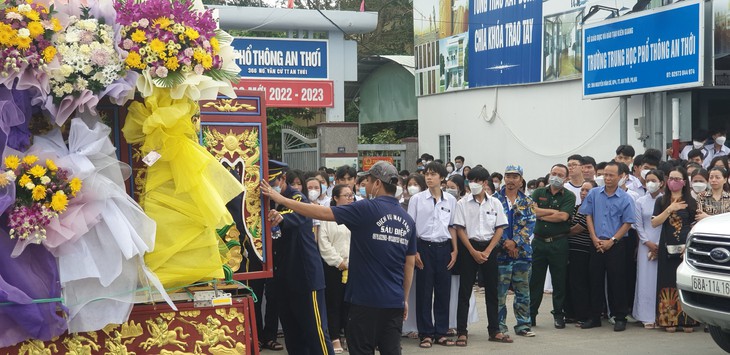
666,244,685,259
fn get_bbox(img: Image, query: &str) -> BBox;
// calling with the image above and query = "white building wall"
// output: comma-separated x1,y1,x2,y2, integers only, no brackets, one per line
417,79,645,179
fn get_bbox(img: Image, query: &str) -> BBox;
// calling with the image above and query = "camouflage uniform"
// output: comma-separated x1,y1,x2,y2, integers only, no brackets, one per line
496,187,536,334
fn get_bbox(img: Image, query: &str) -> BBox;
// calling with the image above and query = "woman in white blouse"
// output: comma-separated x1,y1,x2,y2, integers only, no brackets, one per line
633,169,665,329
318,184,353,353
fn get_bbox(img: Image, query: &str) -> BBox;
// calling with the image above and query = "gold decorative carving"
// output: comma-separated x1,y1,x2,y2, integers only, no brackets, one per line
179,310,201,318
62,333,100,354
180,315,235,354
202,99,256,112
209,342,246,355
104,330,136,355
215,308,245,323
139,317,190,351
17,339,58,354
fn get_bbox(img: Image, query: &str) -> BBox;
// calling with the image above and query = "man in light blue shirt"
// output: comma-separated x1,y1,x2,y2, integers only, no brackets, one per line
408,162,458,347
579,161,636,332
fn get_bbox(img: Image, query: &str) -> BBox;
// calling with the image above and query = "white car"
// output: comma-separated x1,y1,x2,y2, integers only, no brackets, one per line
677,212,730,352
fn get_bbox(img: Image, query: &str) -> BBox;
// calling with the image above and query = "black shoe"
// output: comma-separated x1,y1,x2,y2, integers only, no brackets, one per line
564,317,577,324
581,319,602,329
614,320,627,332
554,318,566,329
531,318,536,327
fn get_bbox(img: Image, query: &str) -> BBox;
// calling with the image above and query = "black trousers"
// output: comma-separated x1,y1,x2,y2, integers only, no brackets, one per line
624,229,638,312
347,304,403,355
277,287,334,355
323,262,347,341
567,249,591,321
249,277,280,343
415,239,452,339
589,240,628,321
457,240,499,336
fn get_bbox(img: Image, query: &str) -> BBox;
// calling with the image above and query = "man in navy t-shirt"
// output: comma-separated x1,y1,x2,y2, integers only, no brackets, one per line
262,161,417,355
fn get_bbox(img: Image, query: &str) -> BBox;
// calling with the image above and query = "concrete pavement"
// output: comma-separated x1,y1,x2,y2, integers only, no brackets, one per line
277,292,725,355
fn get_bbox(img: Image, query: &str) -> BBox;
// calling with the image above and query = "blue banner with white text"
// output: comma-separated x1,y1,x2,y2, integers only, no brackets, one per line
583,1,702,98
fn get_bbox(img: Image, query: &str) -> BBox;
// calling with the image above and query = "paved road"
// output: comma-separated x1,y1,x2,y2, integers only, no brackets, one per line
277,293,726,355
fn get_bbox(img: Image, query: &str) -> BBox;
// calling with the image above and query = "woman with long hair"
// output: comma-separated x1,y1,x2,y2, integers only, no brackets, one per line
633,170,664,329
696,167,730,220
318,184,354,353
650,167,698,333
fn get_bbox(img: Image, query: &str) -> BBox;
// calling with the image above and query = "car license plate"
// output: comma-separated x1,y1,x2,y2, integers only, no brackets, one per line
692,276,730,297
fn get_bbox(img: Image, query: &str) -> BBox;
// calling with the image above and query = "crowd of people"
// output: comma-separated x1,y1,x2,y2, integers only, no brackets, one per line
251,126,730,355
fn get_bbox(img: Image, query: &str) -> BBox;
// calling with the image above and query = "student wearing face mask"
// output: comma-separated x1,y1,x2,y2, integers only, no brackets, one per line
690,168,709,200
314,171,332,206
356,175,367,200
529,164,576,330
593,162,607,187
446,161,457,178
679,129,709,161
703,127,729,168
633,170,664,329
696,167,730,221
454,156,466,176
491,172,504,193
305,178,324,237
402,174,427,211
446,175,466,200
650,167,698,333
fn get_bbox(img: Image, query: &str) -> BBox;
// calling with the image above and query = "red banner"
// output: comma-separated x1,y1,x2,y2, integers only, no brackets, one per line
234,79,334,108
362,156,394,171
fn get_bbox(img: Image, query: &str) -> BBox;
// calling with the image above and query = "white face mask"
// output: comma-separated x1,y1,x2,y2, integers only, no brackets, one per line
526,188,534,196
308,190,320,202
641,169,651,180
407,186,420,196
548,175,564,189
455,163,463,170
445,188,458,198
646,181,661,194
469,182,483,195
320,184,327,195
692,182,708,193
273,185,282,193
618,176,627,187
395,186,403,198
446,166,454,173
716,136,727,146
595,175,605,187
693,140,705,149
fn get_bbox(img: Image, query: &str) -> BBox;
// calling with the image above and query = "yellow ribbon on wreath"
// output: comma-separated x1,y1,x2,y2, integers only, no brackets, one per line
123,87,243,289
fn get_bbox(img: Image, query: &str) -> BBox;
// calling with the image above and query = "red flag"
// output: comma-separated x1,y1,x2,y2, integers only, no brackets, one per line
359,0,365,11
287,0,294,8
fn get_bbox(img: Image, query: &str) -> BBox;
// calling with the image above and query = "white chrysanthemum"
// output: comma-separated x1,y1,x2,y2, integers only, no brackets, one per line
17,4,31,13
5,12,23,21
17,28,30,38
40,176,51,185
6,170,16,181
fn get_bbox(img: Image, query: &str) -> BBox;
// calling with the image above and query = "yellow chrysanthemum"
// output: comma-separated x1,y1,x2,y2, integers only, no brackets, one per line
22,155,38,165
0,24,16,47
201,54,213,70
149,38,165,53
18,174,31,187
31,185,46,201
52,18,62,32
25,10,40,21
16,36,31,50
193,49,205,62
184,27,199,41
153,17,171,30
0,174,8,188
27,21,44,38
210,37,220,52
28,165,47,178
131,29,146,43
4,155,20,170
125,51,145,70
50,191,68,212
165,56,180,71
69,177,82,195
42,45,56,63
45,159,58,172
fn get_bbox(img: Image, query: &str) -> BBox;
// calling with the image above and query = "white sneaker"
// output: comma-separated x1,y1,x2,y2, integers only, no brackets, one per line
608,316,616,325
626,315,639,323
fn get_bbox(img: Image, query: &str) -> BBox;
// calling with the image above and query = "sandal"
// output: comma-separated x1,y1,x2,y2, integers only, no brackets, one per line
643,323,656,329
665,327,676,333
683,327,694,333
434,337,455,346
516,329,535,337
262,340,284,351
332,339,344,354
455,335,468,347
446,328,457,336
419,337,433,348
488,333,514,343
